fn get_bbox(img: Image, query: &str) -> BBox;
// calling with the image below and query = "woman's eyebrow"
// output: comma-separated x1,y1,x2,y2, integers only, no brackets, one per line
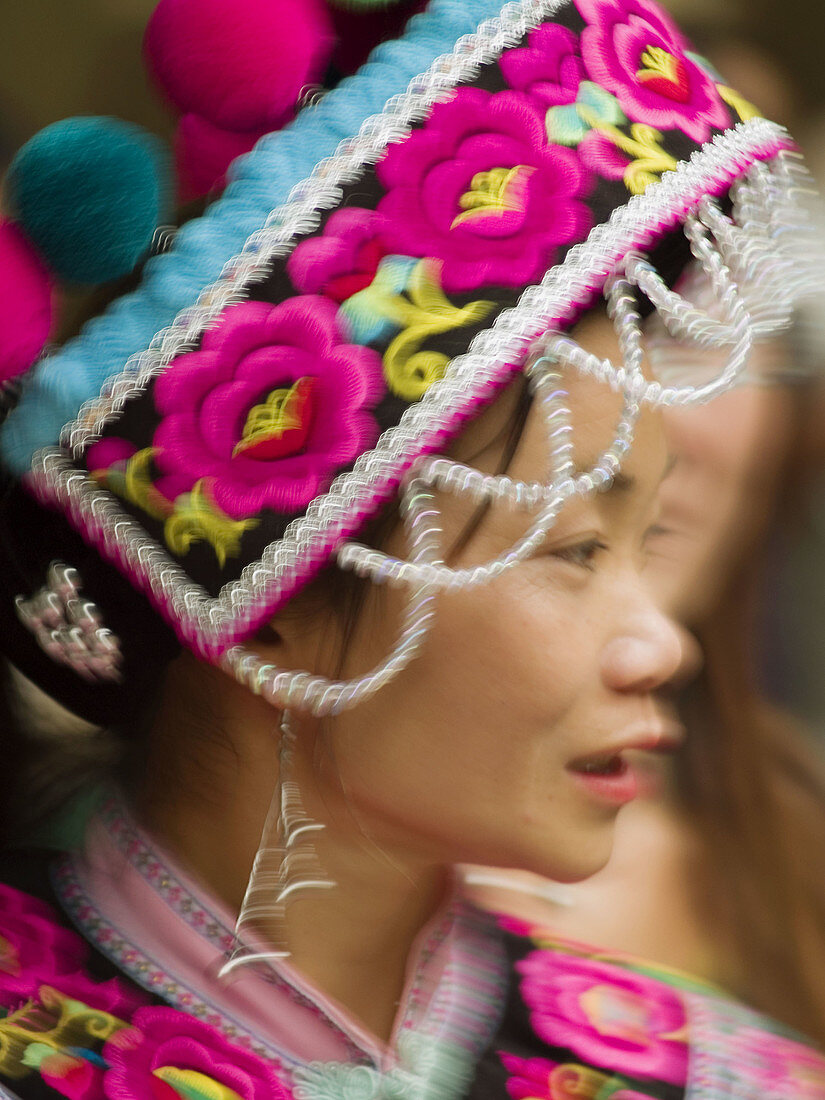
610,472,635,494
606,455,676,496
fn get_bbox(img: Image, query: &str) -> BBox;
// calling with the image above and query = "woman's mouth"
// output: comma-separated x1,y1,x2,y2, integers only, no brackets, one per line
567,753,640,806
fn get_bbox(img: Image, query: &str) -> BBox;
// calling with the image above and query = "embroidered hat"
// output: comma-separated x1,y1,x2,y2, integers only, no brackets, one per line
0,0,817,720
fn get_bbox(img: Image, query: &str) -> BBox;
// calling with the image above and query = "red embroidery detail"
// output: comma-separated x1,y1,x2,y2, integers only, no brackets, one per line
233,377,318,461
636,46,690,103
325,239,389,302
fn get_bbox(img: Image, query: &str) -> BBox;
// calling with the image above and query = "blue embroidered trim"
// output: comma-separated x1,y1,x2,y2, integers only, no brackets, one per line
1,0,511,476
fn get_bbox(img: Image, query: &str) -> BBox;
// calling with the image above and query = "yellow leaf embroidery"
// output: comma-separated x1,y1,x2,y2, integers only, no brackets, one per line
0,987,128,1081
549,1061,612,1099
717,84,762,122
91,446,173,522
579,107,678,195
164,480,258,568
233,377,315,459
380,259,493,400
637,45,681,87
154,1065,244,1100
451,165,535,229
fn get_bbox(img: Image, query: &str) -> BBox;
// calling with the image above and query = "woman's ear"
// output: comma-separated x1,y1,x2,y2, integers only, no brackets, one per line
247,617,297,668
250,620,284,650
245,597,344,683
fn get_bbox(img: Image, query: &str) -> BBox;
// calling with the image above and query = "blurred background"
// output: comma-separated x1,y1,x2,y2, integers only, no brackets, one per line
0,1,823,165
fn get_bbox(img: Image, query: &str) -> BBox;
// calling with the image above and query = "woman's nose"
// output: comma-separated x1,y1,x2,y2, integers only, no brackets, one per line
600,599,688,694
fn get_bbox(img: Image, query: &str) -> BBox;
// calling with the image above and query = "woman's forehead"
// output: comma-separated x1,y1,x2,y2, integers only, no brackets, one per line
450,316,667,490
525,371,666,492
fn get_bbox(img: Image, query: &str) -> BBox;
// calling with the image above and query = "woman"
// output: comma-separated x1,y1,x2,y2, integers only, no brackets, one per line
0,0,821,1095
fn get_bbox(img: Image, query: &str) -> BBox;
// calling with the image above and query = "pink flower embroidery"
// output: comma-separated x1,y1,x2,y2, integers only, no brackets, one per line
500,24,586,108
0,885,144,1019
579,129,629,180
575,0,729,143
376,88,591,294
153,297,384,520
287,208,390,302
517,949,688,1086
0,885,86,1002
104,1007,293,1099
499,1053,654,1100
502,1054,557,1100
497,914,542,939
86,438,138,473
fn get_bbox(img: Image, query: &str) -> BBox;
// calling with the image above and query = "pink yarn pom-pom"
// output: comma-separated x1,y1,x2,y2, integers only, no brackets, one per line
0,221,53,383
175,113,269,203
144,0,335,132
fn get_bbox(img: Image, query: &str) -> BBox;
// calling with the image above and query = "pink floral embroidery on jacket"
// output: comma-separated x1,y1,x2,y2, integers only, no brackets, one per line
153,297,385,520
500,1052,655,1100
574,0,729,143
104,1006,294,1099
516,948,689,1086
31,1047,104,1100
376,87,591,294
0,885,145,1020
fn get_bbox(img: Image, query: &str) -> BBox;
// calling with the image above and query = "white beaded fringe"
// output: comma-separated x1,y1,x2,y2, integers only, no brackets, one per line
221,159,819,718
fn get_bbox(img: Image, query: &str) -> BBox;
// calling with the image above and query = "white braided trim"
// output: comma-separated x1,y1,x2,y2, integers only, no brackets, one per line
28,126,812,680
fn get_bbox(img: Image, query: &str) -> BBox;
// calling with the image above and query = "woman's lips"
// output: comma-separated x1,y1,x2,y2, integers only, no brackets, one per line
566,721,684,806
567,753,640,806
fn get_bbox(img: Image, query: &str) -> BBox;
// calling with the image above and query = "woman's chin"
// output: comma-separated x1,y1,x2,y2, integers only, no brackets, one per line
493,833,615,886
541,852,612,885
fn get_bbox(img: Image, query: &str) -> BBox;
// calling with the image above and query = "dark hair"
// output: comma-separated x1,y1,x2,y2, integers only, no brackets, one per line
678,600,825,1047
0,663,115,849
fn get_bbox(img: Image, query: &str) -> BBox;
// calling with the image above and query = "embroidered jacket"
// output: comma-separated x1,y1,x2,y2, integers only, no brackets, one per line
1,838,824,1100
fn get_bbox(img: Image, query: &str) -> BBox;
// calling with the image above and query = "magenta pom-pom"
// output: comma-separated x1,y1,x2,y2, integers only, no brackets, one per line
144,0,335,132
175,113,266,203
0,221,53,383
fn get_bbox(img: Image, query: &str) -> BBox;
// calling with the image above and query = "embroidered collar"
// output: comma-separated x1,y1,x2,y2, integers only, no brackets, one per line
53,793,507,1090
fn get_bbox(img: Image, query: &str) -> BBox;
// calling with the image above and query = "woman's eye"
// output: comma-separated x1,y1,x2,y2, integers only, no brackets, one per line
646,523,672,540
551,539,608,571
643,523,674,551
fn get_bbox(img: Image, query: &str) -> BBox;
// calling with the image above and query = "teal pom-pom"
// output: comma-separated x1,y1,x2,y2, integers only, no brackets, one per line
5,117,170,284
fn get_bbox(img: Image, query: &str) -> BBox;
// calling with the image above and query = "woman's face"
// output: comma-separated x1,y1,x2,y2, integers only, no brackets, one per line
640,272,801,626
272,314,686,883
649,358,796,625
